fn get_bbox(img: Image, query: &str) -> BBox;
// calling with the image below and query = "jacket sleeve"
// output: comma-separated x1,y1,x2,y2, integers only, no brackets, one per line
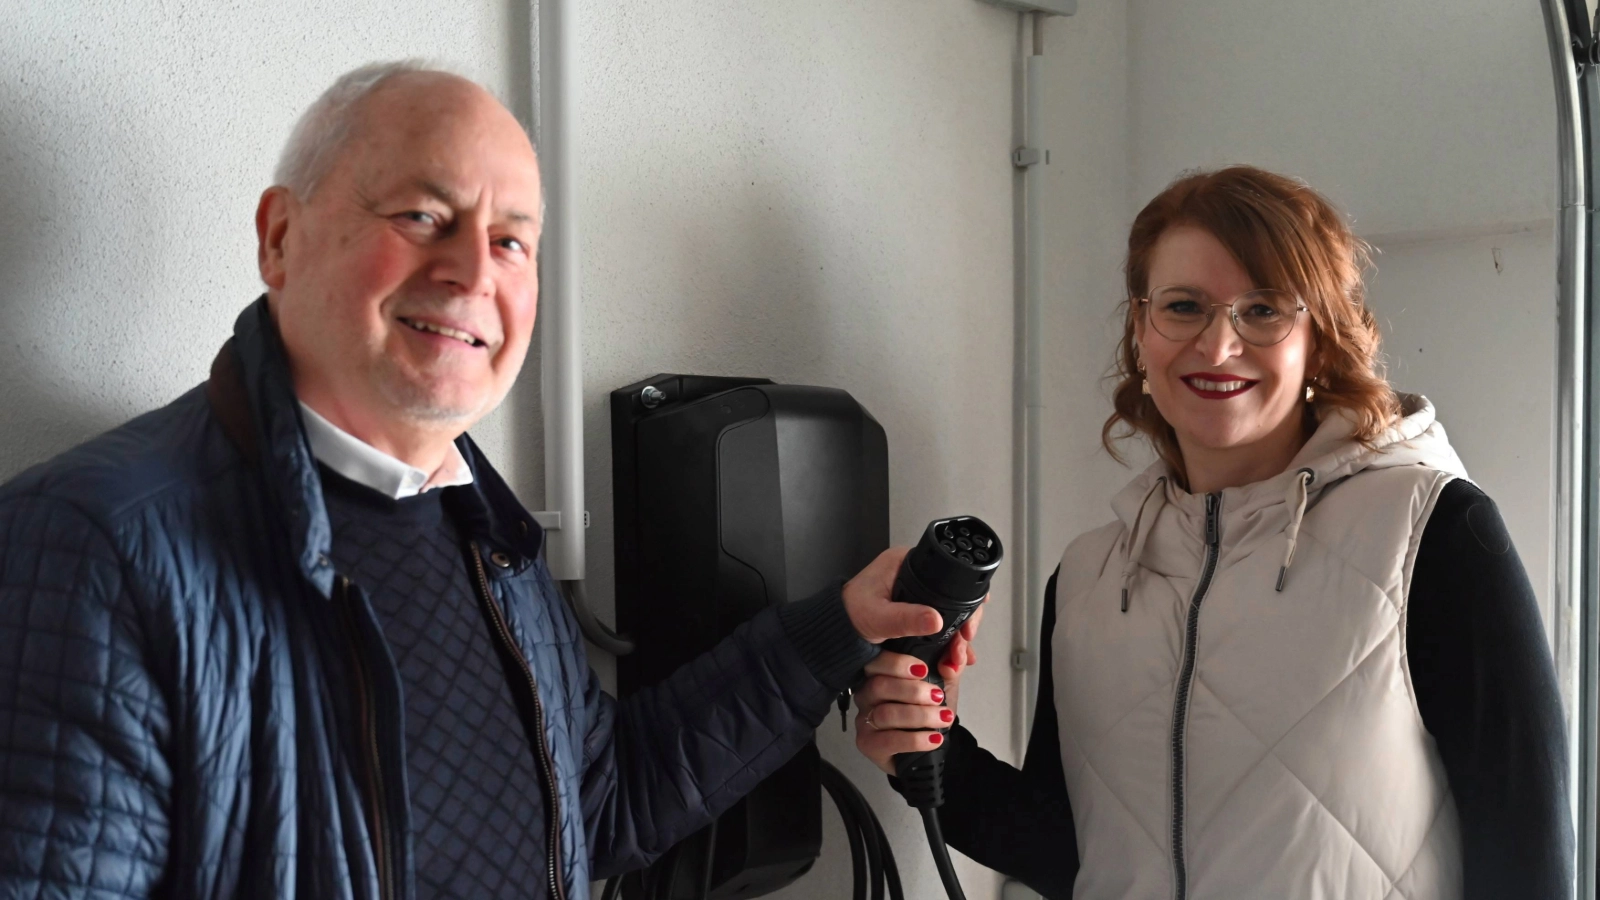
1407,480,1572,900
578,583,877,875
0,494,173,898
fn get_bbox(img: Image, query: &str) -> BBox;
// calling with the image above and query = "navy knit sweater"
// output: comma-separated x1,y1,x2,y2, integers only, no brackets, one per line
321,467,545,900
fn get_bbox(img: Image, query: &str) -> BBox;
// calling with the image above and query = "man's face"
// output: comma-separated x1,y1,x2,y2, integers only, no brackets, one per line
260,75,542,442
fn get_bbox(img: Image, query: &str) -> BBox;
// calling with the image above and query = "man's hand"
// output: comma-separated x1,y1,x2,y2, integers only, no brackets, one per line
842,546,986,652
843,547,940,643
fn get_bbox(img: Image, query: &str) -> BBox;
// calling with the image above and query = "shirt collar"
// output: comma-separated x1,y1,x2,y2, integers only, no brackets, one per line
298,402,475,500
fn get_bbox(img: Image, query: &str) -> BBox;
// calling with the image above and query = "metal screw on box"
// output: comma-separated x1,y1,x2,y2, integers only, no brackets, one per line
639,385,666,409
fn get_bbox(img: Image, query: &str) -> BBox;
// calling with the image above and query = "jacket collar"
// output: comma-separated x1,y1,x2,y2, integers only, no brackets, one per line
205,297,544,596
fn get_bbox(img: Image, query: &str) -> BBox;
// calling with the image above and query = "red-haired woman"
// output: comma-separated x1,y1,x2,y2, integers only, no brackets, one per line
854,166,1571,899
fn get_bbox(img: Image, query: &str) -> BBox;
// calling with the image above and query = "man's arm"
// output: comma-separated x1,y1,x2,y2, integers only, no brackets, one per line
0,494,172,897
577,582,873,874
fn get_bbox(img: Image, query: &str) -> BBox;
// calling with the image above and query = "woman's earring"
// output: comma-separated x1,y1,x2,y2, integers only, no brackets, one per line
1137,358,1151,395
1304,384,1316,402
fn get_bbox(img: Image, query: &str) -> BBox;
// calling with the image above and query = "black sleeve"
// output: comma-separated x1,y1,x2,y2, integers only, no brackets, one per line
582,587,865,875
935,569,1078,899
1408,479,1572,900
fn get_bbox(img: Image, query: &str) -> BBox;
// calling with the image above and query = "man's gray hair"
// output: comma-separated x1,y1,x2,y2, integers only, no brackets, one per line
274,60,444,199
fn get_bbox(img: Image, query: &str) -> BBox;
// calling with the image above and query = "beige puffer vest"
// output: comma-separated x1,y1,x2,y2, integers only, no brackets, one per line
1053,395,1466,900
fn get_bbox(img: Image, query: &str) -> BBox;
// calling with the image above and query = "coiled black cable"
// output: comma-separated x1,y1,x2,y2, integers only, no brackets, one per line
819,759,904,900
605,760,904,900
653,844,684,900
697,820,718,898
821,766,869,897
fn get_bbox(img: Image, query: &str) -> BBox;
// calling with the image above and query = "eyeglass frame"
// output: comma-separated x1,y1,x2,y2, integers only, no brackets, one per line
1135,284,1310,348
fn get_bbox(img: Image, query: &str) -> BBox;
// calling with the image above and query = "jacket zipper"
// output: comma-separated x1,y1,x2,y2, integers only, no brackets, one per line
337,575,398,900
1170,492,1221,900
468,544,568,900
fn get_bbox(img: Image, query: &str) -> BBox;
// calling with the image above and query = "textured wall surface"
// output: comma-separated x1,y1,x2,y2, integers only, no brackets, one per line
0,0,1566,898
1029,0,1142,738
565,3,1020,897
1370,228,1558,629
0,0,526,483
1127,0,1555,238
0,1,1033,898
1117,0,1558,627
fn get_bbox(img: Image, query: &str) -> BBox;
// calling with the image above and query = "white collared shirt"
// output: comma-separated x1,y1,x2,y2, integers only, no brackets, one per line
298,402,475,499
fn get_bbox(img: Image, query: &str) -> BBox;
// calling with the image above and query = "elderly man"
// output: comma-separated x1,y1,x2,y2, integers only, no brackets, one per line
0,63,970,898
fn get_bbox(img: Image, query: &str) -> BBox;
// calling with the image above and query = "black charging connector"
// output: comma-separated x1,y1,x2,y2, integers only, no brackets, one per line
881,516,1004,900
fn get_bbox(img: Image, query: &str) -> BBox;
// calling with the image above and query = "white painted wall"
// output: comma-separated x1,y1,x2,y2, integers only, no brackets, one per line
1112,0,1559,623
1126,0,1555,237
1367,228,1557,630
1030,2,1142,700
0,0,528,482
0,0,1563,897
0,1,1039,898
566,4,1020,896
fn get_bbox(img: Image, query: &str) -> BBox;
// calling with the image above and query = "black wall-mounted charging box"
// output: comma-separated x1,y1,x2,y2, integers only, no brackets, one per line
610,373,889,898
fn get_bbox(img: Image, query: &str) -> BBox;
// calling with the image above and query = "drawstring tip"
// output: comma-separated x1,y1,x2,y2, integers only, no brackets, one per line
1275,567,1288,592
1120,588,1130,613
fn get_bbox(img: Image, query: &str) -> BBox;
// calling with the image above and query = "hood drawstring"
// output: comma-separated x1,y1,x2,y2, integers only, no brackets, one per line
1276,468,1315,592
1121,476,1167,612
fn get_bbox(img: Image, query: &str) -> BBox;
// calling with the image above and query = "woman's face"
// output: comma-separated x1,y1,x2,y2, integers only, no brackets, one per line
1135,226,1316,470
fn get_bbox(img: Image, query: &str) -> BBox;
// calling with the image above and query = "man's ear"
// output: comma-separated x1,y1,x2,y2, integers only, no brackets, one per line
256,186,296,291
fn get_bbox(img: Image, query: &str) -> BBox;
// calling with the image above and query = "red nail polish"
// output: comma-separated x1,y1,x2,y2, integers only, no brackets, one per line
940,709,954,723
930,688,945,704
910,664,928,678
928,732,944,745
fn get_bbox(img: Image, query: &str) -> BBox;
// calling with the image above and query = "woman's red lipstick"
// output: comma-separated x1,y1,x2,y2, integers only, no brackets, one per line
1179,372,1259,399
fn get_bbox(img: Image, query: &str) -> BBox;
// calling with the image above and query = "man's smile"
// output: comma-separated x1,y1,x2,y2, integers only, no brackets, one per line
398,316,487,348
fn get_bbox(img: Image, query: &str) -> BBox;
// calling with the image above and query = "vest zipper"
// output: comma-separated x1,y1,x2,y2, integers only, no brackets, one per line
468,544,569,900
1170,492,1221,900
337,575,399,900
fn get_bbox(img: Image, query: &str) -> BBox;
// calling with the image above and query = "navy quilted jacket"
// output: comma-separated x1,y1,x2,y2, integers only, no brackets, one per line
0,299,866,899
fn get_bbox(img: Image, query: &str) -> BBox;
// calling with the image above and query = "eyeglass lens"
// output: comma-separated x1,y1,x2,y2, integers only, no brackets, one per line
1145,286,1302,347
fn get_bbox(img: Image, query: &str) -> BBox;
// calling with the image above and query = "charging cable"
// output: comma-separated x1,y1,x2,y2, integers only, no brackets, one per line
881,515,1004,900
601,759,904,900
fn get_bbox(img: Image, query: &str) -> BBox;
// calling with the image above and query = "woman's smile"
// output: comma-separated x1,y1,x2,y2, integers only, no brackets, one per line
1180,372,1258,399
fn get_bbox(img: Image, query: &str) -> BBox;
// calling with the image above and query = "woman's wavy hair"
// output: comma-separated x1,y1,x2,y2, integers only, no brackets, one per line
1102,165,1399,483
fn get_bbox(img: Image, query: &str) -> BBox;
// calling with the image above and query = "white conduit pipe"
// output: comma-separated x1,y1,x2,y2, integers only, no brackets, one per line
1021,15,1047,749
1539,0,1590,895
1006,9,1053,763
534,0,583,583
531,0,632,655
981,0,1075,786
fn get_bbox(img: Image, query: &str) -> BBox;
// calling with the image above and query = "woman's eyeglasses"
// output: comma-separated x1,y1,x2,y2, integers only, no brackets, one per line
1138,285,1308,347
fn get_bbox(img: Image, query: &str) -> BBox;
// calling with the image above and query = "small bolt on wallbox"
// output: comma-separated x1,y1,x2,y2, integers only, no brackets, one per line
881,515,1003,900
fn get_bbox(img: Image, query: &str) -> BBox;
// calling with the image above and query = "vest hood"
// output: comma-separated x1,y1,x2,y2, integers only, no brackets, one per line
1110,393,1468,607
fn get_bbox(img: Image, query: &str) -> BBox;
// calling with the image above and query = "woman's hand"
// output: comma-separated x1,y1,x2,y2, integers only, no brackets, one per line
853,601,983,775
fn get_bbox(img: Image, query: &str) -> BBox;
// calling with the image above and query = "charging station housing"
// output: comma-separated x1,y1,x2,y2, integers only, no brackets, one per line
610,373,889,898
